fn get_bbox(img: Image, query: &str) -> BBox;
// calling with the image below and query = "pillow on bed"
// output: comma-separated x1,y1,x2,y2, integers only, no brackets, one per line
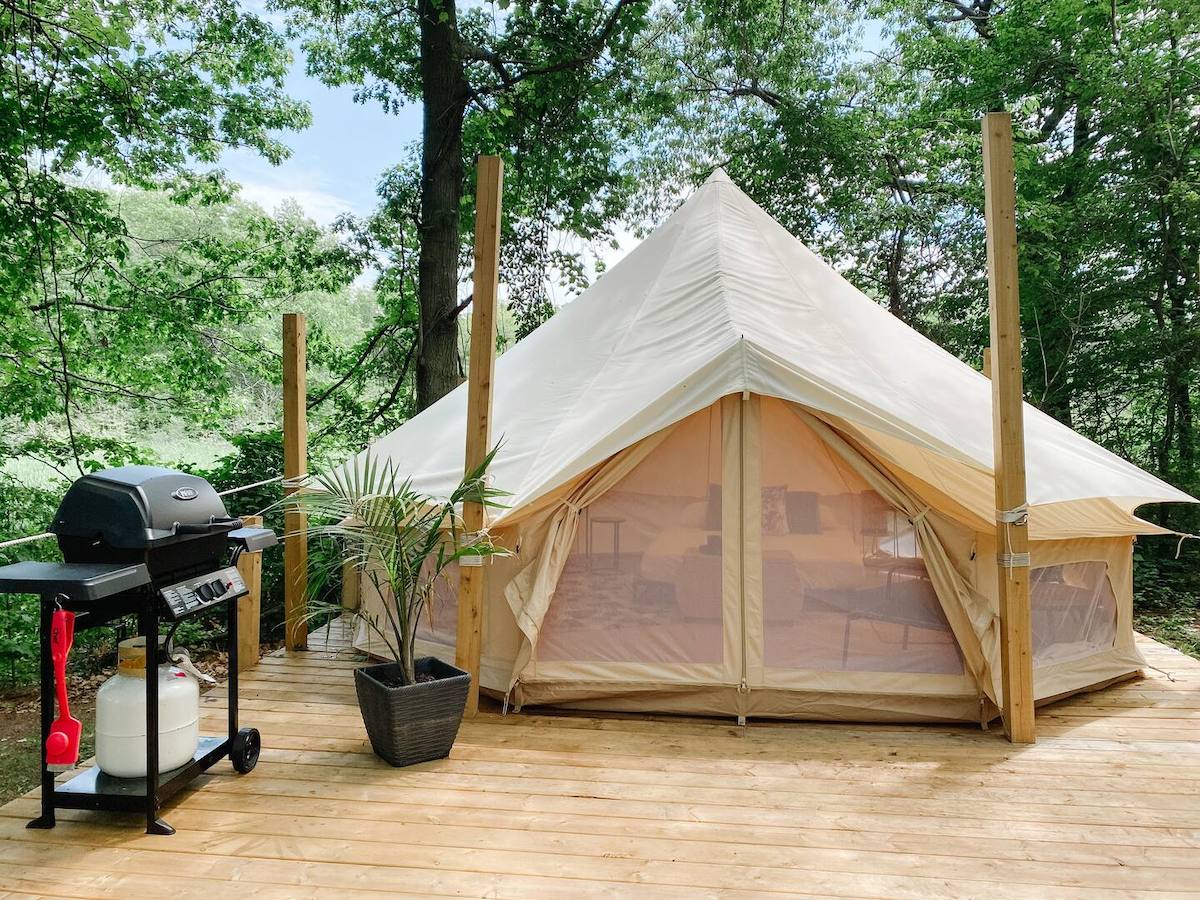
762,485,788,535
785,490,820,534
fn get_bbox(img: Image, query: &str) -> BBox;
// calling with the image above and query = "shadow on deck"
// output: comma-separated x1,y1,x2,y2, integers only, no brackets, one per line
1,618,1199,898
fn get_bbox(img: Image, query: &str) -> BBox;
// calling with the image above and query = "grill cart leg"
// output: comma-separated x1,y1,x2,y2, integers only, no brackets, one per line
27,596,56,830
140,600,174,836
225,573,262,775
147,817,175,836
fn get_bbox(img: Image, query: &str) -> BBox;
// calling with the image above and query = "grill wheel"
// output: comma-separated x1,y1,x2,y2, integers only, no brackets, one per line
230,727,261,774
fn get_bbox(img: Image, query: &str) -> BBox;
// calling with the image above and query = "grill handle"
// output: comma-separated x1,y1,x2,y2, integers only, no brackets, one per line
172,516,244,536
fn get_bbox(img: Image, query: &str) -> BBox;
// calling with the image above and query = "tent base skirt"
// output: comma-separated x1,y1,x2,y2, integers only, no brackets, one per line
513,680,989,724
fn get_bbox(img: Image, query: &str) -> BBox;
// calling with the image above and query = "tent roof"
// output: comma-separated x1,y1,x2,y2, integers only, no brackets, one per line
355,170,1194,533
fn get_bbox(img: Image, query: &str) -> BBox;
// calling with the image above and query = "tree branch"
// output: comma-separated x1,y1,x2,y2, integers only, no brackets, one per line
461,0,638,96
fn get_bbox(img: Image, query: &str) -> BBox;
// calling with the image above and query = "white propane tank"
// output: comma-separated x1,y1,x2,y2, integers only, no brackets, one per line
95,636,200,778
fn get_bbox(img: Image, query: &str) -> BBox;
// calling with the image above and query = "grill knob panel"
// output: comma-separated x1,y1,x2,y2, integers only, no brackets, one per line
158,566,250,621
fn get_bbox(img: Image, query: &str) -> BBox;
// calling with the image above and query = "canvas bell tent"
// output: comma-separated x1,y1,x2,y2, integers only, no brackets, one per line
345,170,1194,723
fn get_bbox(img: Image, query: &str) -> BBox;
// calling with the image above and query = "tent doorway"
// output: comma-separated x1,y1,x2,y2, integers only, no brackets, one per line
528,395,976,703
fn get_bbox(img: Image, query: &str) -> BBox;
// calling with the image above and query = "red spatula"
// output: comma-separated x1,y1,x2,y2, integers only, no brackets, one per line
45,609,81,769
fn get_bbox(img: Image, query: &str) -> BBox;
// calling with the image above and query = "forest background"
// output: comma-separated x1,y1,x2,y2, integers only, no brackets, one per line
2,0,1198,687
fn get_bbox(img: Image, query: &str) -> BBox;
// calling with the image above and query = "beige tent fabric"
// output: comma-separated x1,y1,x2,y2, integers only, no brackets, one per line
513,679,984,723
352,172,1194,541
502,422,680,686
338,168,1196,721
790,405,1000,702
830,416,1172,540
974,533,1144,701
352,174,1190,542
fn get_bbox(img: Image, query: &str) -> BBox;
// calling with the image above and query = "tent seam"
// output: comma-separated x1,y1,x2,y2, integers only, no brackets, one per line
710,180,743,346
741,203,1000,479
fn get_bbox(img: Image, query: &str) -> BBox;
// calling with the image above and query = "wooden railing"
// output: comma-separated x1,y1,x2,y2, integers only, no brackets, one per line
235,514,265,672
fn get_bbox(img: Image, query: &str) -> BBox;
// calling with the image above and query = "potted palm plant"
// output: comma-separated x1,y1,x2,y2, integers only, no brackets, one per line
288,449,508,767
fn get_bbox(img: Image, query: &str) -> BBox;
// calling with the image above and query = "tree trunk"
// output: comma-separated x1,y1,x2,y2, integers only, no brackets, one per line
416,0,470,410
885,221,908,321
1041,105,1099,429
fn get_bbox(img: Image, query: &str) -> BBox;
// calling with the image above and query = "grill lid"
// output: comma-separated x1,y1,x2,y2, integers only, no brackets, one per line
52,466,238,550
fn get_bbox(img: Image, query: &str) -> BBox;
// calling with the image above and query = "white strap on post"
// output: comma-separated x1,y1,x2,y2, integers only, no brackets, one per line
996,504,1029,526
996,504,1030,569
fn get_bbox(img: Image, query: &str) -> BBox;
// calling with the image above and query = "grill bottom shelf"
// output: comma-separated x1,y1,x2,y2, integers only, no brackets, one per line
51,736,229,812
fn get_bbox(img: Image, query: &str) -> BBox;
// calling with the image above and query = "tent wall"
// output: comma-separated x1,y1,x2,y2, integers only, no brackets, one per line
353,535,525,695
511,402,740,701
749,397,981,709
353,392,1146,722
974,533,1142,702
503,395,991,720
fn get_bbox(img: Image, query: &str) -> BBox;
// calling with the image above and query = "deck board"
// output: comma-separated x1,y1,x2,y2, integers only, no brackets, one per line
2,621,1198,898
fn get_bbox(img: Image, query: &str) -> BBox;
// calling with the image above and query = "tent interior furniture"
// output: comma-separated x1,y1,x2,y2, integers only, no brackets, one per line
1,616,1198,897
346,170,1195,729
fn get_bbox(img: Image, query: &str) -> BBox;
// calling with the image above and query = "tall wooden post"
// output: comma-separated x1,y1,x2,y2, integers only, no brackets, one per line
982,112,1035,744
982,347,993,379
457,155,503,716
283,312,308,652
235,515,264,672
341,559,360,611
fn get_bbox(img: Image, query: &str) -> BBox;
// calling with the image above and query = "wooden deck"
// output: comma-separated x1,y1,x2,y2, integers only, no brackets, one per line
2,622,1200,898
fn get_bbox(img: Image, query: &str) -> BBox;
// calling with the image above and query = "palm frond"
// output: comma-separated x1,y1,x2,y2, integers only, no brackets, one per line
270,445,512,684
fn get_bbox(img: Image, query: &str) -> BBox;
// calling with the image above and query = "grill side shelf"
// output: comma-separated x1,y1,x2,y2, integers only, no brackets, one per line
0,561,150,604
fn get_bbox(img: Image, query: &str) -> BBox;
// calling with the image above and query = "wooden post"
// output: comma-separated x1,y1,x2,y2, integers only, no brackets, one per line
283,312,308,652
341,559,360,611
457,155,503,717
982,347,992,379
982,111,1035,744
235,515,264,672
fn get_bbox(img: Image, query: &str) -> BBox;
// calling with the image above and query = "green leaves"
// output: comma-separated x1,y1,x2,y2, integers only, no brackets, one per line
0,185,365,443
0,0,365,468
283,0,654,339
283,447,510,683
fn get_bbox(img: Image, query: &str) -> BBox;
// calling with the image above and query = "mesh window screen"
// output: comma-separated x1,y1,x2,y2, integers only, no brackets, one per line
537,406,725,664
1031,561,1117,665
760,399,964,675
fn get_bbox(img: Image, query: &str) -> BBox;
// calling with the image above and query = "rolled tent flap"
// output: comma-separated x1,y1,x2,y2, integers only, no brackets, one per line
503,423,679,687
792,406,1001,703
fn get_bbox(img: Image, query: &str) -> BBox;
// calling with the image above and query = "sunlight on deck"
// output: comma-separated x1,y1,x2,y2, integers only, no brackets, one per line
1,618,1198,898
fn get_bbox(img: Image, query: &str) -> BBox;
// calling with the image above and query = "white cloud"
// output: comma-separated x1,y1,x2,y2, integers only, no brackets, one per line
236,177,355,226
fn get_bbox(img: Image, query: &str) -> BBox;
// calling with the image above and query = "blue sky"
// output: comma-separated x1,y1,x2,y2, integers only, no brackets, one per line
222,48,421,225
223,13,889,229
219,13,889,286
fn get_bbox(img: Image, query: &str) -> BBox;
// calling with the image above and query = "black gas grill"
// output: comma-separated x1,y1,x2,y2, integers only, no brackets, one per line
51,466,275,622
0,465,278,835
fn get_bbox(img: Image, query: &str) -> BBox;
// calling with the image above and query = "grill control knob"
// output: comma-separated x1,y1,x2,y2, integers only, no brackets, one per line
197,583,214,601
209,579,226,596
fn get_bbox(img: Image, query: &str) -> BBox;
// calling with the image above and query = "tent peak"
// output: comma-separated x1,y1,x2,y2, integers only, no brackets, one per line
705,167,732,185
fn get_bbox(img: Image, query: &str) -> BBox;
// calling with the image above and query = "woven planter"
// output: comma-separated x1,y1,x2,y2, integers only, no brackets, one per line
354,657,471,767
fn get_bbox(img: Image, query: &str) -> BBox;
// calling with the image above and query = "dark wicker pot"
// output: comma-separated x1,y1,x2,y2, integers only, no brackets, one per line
354,657,471,767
